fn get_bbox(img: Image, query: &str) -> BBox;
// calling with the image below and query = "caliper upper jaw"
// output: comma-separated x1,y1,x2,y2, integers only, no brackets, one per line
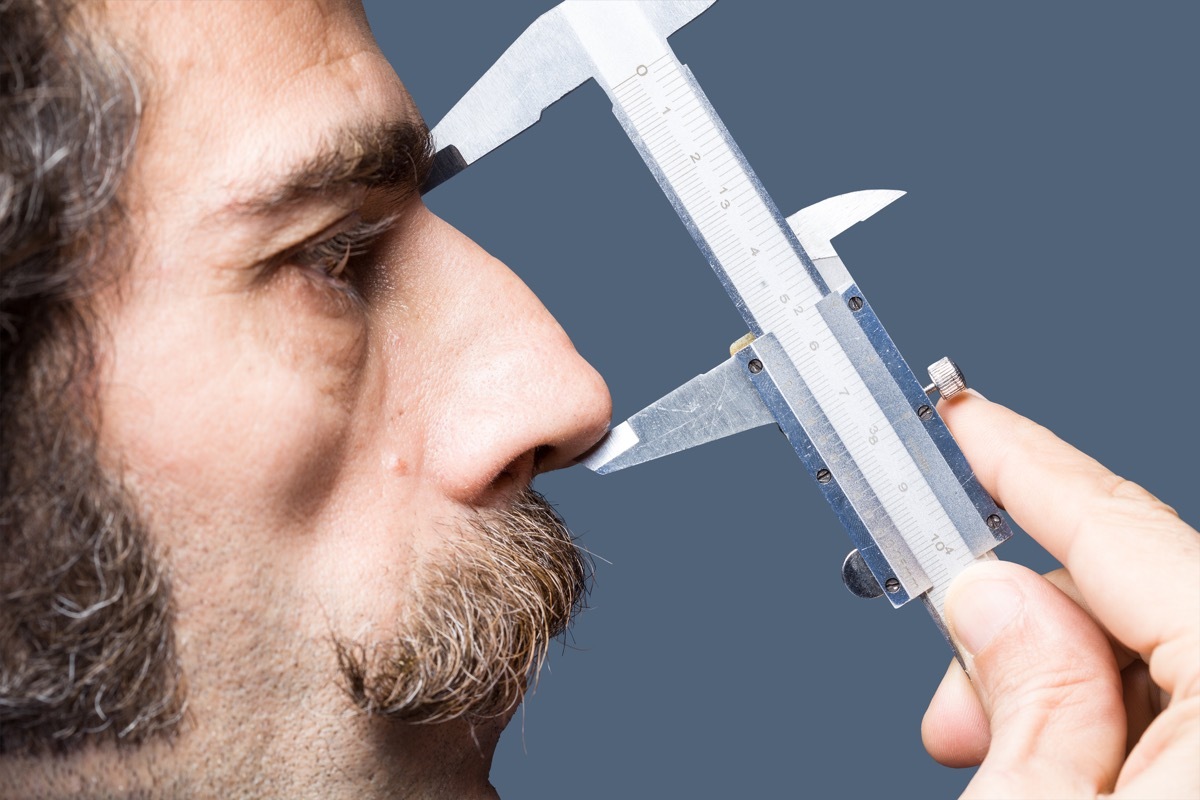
580,189,907,474
423,0,718,194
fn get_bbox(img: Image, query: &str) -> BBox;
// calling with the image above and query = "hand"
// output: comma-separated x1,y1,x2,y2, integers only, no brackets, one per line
921,392,1199,799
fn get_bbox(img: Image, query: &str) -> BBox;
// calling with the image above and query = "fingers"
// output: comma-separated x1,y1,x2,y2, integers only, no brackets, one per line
938,392,1200,700
1116,695,1200,798
947,560,1125,799
922,660,988,767
1040,568,1142,670
926,567,1167,767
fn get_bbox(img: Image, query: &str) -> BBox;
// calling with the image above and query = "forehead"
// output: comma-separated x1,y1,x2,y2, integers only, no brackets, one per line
104,0,419,215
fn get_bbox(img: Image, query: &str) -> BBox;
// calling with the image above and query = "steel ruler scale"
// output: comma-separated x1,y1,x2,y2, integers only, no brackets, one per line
423,0,1011,660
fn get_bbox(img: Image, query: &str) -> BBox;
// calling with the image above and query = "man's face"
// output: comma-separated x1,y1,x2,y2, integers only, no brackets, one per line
87,0,609,794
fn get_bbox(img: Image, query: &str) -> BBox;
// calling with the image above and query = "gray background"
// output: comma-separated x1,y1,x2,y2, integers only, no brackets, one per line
364,2,1197,797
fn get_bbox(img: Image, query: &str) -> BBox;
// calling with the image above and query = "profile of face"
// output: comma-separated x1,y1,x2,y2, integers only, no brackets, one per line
0,0,611,797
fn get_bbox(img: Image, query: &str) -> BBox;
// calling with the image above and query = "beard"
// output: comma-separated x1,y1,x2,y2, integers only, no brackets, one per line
3,392,590,752
333,488,592,724
0,410,183,754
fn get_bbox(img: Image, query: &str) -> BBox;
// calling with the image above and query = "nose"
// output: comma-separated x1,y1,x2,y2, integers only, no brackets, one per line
401,208,612,502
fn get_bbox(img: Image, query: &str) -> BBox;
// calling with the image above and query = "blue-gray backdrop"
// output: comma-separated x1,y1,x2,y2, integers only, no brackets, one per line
364,2,1197,797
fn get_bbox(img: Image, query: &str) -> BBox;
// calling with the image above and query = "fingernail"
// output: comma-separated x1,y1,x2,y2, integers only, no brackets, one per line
964,388,988,401
950,577,1023,657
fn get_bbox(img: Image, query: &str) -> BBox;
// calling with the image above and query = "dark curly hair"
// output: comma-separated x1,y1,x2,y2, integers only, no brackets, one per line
0,0,182,753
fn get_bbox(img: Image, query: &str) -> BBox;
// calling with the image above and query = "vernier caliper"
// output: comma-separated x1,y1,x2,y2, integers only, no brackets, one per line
423,0,1012,662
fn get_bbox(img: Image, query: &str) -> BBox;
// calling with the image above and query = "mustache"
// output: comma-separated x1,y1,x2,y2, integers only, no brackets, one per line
334,488,592,724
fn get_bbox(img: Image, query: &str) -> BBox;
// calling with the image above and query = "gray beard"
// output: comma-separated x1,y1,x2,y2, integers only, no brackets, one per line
0,428,183,755
2,435,589,754
334,487,591,724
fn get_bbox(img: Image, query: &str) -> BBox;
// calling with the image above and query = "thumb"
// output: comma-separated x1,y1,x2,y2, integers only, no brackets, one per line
948,560,1125,799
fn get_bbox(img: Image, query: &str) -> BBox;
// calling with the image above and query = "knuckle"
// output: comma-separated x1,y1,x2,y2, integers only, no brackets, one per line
1027,666,1103,714
989,654,1111,724
993,416,1053,485
1100,473,1179,519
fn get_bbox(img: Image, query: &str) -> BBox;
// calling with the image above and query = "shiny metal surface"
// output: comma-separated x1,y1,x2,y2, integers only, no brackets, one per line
426,0,1010,656
576,351,772,474
737,332,922,607
579,189,911,476
788,189,906,263
427,1,717,188
842,549,884,599
819,287,1006,616
926,357,968,401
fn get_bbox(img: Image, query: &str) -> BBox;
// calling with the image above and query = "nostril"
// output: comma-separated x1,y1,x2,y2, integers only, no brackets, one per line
532,444,554,474
493,448,538,494
533,413,611,476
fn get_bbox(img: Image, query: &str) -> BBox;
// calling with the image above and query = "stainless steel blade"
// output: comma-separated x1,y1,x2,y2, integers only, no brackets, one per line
577,350,773,474
787,189,905,263
581,189,910,475
426,1,717,191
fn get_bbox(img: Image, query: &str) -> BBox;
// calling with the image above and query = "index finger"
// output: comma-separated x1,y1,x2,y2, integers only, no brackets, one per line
938,392,1200,698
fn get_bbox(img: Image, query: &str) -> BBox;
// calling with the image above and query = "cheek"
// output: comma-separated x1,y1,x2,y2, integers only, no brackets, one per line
99,279,369,532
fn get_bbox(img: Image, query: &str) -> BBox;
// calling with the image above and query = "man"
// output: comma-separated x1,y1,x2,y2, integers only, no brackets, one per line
1,1,1196,799
2,0,610,795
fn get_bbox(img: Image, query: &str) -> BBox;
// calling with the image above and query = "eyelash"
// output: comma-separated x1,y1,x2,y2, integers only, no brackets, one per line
291,214,394,290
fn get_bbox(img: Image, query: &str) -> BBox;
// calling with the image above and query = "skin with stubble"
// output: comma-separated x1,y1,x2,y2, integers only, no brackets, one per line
5,1,1196,798
1,0,610,797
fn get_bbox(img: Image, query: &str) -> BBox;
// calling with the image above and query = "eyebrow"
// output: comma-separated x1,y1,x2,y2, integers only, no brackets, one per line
224,119,436,218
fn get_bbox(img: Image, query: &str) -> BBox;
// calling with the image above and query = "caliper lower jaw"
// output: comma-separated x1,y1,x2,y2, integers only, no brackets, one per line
577,188,905,475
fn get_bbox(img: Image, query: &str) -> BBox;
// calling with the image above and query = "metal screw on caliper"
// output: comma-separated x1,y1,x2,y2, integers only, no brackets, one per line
923,357,967,401
919,357,968,420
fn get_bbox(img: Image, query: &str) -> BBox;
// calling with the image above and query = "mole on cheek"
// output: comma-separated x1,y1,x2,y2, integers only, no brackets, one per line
386,454,410,476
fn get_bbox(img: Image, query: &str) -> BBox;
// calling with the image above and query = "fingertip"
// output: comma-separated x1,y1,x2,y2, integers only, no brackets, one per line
945,560,1026,659
936,389,1022,454
944,561,1126,795
937,386,991,414
922,660,990,767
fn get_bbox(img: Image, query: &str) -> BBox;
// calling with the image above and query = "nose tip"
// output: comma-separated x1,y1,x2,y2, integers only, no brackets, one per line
410,211,613,503
532,362,613,476
429,326,612,502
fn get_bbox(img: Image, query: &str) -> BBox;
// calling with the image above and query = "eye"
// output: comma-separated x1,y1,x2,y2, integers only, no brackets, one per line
292,213,392,286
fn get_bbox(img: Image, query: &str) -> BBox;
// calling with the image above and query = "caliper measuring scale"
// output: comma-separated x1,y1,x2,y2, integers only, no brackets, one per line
424,0,1012,662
